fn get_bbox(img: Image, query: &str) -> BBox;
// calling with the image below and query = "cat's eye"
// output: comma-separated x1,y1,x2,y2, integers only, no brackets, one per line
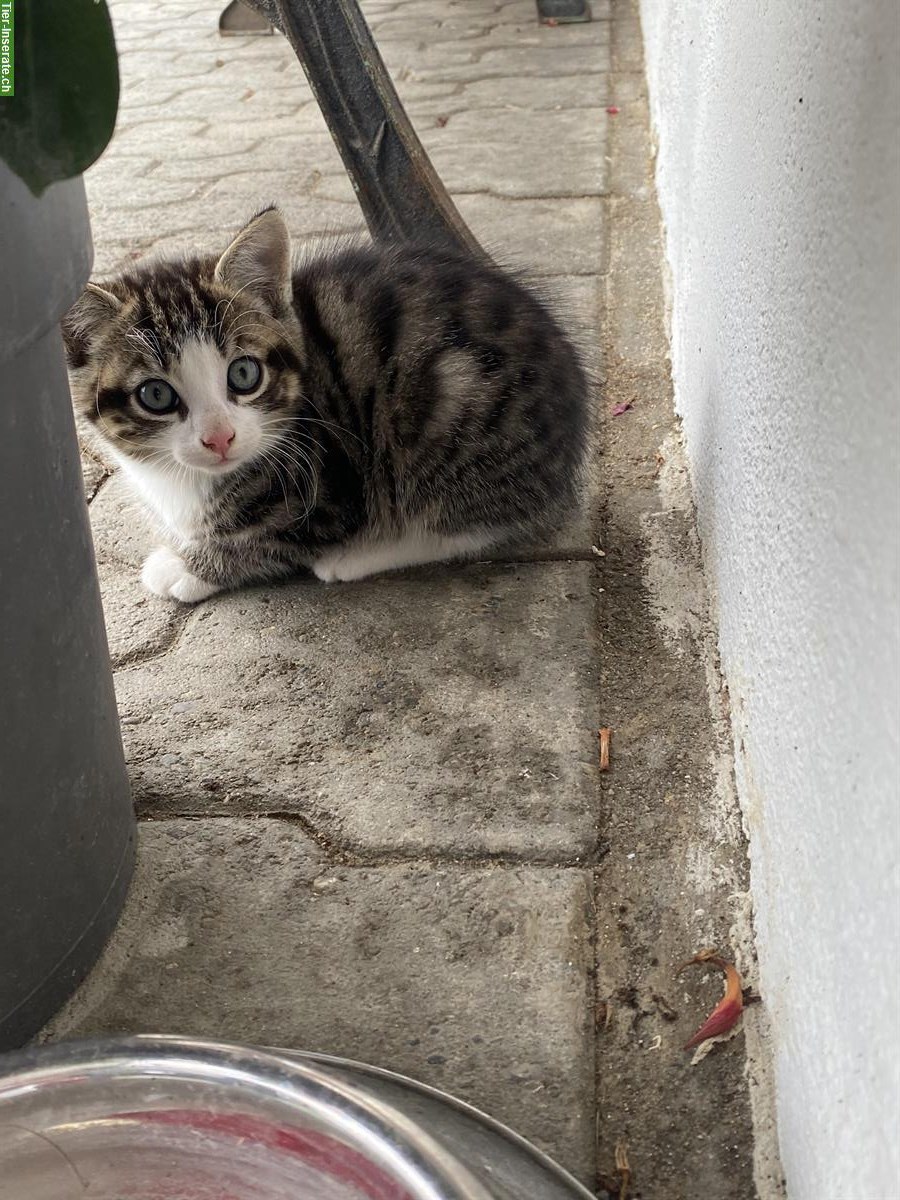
227,356,263,394
135,379,179,415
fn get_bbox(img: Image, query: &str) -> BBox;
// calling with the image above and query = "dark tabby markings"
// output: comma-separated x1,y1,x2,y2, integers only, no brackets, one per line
265,344,301,376
293,289,347,397
370,284,400,365
95,386,130,414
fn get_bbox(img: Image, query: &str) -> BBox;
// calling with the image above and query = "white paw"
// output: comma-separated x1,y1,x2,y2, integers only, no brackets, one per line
312,551,346,583
141,547,221,604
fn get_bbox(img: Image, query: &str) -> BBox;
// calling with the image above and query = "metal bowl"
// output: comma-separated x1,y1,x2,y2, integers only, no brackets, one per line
0,1036,593,1199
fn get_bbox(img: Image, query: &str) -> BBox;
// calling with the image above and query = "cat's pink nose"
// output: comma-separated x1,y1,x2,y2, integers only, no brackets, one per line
201,428,235,460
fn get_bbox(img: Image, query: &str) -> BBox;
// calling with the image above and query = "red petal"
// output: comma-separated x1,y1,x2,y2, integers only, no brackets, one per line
683,996,743,1050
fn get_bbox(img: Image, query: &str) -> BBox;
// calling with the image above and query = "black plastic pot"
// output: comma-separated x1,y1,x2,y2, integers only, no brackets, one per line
0,163,135,1049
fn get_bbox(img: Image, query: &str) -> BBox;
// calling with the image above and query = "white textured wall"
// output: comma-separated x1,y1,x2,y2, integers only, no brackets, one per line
637,0,900,1195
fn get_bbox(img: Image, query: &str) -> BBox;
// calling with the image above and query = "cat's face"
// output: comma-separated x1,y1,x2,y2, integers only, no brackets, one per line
63,208,302,477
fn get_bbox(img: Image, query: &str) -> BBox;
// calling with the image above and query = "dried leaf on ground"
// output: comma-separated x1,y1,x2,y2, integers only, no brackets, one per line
598,727,611,771
676,947,744,1051
615,1140,631,1200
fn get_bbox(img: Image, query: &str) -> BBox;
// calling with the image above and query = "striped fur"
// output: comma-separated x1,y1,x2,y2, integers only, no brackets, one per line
63,208,588,600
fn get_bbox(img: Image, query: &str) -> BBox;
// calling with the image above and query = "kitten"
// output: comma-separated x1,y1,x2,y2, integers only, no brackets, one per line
63,208,588,603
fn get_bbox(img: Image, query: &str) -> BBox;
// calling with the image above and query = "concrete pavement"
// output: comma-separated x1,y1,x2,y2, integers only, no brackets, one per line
46,2,778,1194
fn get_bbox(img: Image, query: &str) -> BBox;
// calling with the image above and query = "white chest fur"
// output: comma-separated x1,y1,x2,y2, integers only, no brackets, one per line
114,453,212,545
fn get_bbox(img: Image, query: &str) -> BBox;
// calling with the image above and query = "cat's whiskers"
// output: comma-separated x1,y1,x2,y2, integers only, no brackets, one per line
298,390,366,452
280,441,319,497
264,432,316,493
273,451,317,523
260,451,294,520
258,446,307,522
298,413,363,452
258,430,319,522
255,415,327,471
258,392,363,459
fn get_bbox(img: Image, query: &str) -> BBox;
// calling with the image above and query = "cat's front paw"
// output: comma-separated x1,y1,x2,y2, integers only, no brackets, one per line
312,551,346,583
141,547,221,604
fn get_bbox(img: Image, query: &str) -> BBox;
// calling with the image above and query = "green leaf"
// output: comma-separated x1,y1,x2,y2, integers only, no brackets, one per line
0,0,119,196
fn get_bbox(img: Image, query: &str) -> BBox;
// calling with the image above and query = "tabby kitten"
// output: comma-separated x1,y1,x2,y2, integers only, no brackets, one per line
63,208,587,602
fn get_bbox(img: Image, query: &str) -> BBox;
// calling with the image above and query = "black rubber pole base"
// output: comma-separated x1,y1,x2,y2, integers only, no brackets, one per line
537,0,592,23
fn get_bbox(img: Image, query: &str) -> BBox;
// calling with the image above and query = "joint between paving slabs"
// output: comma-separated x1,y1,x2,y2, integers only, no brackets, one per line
135,810,607,871
111,604,197,672
84,470,112,506
591,155,624,1200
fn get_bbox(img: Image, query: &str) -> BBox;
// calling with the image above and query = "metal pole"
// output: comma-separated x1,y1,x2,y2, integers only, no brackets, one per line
271,0,486,256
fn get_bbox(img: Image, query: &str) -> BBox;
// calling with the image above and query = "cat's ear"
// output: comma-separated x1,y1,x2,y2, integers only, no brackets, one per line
61,283,122,368
214,207,292,313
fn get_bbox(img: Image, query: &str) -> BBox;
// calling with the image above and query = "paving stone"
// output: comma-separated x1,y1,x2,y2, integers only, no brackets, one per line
98,561,188,669
98,123,255,160
386,43,610,84
51,1,761,1193
114,563,600,857
419,108,608,198
117,81,223,110
604,197,670,370
91,227,366,278
381,40,485,71
88,174,214,210
434,72,613,111
115,54,225,84
89,473,154,569
303,167,366,207
423,104,605,149
85,189,355,250
119,90,307,125
296,144,607,205
88,476,185,667
605,102,655,200
113,115,210,140
83,199,204,246
201,172,366,235
608,69,648,104
387,78,463,104
141,141,333,185
371,14,610,48
87,154,168,188
455,193,605,273
367,0,609,34
609,11,644,71
43,819,595,1180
